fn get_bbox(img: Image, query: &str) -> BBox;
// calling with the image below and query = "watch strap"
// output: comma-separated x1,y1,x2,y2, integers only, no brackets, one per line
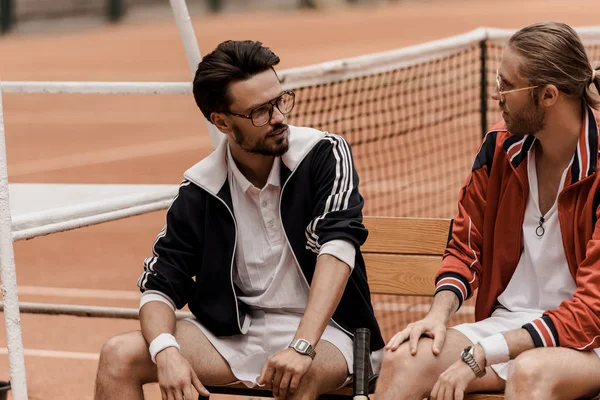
461,346,486,378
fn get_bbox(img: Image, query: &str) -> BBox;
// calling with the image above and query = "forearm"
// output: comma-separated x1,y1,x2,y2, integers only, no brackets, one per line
427,290,460,322
475,328,534,368
505,328,535,357
140,300,177,344
294,254,352,346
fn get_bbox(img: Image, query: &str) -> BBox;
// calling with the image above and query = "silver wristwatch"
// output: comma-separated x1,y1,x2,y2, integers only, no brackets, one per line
460,345,486,378
289,338,316,359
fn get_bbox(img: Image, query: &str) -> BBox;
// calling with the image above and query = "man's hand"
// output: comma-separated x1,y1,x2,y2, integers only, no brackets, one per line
385,315,447,355
257,348,313,399
156,347,209,400
430,358,478,400
430,344,486,400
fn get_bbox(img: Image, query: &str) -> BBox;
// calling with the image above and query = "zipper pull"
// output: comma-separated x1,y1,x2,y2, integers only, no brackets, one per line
536,216,545,237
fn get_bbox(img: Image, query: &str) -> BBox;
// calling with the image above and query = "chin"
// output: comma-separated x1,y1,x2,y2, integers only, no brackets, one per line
273,144,289,157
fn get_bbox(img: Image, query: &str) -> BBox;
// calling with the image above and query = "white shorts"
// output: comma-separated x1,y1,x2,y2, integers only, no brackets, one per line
186,309,383,388
453,307,600,380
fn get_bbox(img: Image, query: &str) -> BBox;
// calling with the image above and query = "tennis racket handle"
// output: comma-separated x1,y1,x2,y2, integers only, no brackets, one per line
353,328,371,399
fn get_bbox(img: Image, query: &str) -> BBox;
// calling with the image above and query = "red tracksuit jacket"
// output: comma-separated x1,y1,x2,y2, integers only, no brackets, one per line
436,104,600,350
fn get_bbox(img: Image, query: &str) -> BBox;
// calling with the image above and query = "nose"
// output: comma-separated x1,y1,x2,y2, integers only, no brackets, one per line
491,86,501,102
270,105,285,125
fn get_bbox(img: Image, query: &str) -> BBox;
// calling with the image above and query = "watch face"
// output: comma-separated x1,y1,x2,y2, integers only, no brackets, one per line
295,339,309,352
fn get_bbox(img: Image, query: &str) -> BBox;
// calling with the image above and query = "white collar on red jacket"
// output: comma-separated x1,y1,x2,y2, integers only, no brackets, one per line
183,125,326,195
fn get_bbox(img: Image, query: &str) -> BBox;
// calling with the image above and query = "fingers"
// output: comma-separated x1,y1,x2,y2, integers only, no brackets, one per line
430,379,440,400
258,361,275,387
444,386,454,400
173,388,184,400
436,386,446,400
431,326,447,355
191,371,210,397
184,385,195,400
278,371,292,399
161,385,176,400
455,387,465,400
289,374,301,396
408,325,427,355
272,369,283,398
385,328,409,351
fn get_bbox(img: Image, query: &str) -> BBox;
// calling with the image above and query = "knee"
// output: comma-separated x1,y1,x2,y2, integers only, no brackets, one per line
375,345,431,399
98,332,149,381
380,345,424,378
507,352,553,398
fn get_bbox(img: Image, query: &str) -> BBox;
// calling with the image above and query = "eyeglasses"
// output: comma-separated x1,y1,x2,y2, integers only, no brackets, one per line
227,90,295,127
496,69,538,100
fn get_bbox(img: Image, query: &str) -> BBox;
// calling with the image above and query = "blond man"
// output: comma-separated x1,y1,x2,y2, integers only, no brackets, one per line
377,22,600,400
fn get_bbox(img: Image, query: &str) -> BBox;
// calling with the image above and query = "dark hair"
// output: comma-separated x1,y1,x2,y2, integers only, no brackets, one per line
508,21,600,109
192,40,281,120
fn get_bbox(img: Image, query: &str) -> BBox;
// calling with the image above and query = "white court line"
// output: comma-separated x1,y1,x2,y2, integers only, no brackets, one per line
17,286,140,300
0,347,99,360
10,136,206,176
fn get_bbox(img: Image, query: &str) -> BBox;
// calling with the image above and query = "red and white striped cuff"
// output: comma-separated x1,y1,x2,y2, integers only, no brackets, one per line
522,315,559,348
434,273,471,309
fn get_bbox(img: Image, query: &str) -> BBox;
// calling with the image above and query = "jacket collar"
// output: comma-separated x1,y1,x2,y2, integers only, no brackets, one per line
184,125,326,196
502,103,599,185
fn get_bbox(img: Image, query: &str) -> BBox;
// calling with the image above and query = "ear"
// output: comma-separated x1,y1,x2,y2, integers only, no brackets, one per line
210,112,233,134
540,84,559,107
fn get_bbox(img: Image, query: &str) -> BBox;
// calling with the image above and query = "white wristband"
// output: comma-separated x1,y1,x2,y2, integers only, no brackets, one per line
478,333,510,366
149,333,181,364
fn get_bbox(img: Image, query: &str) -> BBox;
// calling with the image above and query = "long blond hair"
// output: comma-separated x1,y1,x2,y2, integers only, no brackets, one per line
508,21,600,109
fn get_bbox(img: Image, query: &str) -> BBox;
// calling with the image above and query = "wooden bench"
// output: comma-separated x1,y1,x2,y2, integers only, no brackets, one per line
203,216,504,399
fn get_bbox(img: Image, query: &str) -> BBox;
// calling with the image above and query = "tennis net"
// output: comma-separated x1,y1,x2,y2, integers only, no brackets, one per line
281,27,600,335
283,27,600,220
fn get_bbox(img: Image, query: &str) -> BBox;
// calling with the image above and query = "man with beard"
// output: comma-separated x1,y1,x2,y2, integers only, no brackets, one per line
376,22,600,400
94,40,383,400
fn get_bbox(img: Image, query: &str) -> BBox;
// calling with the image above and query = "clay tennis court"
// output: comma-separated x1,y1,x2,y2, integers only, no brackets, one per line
0,0,598,398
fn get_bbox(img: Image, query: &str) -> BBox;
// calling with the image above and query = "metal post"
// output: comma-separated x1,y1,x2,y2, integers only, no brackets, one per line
107,0,125,22
169,0,223,148
0,85,28,399
0,0,14,34
479,40,488,138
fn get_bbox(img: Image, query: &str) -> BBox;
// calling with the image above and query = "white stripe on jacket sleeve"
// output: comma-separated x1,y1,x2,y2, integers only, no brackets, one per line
306,134,355,253
137,180,192,291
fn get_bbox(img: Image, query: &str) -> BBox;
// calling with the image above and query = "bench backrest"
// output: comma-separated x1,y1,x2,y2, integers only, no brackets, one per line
362,216,453,296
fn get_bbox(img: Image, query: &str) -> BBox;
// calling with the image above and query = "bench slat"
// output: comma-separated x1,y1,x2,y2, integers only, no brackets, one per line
364,253,440,296
363,217,451,255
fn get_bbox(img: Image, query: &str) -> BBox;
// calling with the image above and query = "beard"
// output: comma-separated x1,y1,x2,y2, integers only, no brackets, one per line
232,123,290,156
501,94,546,136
